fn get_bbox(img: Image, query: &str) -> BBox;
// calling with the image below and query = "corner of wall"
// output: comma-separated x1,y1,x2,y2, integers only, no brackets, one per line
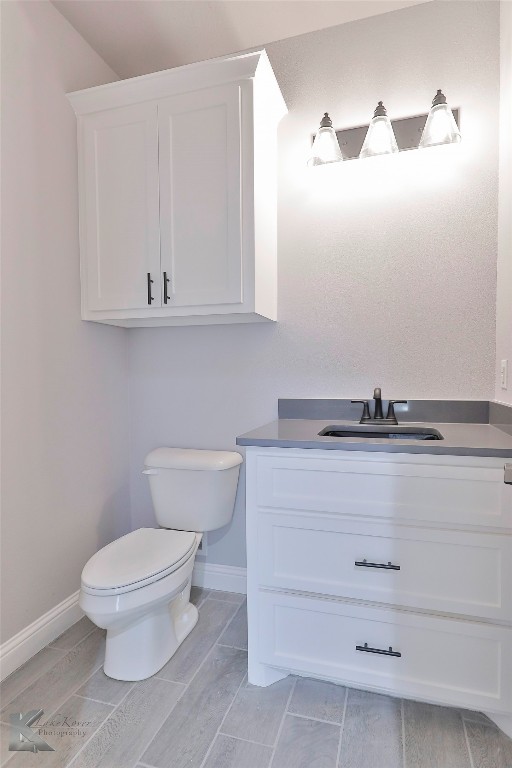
495,1,512,404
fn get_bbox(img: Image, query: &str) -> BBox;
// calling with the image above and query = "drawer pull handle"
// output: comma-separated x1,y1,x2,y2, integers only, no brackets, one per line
356,643,401,658
355,559,400,571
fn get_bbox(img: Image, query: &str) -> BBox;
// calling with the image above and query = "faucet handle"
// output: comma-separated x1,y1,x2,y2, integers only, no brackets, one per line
351,400,371,423
386,400,408,423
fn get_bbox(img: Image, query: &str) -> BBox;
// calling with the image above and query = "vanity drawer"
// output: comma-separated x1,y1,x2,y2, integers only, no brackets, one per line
253,449,512,529
257,591,512,713
257,513,512,621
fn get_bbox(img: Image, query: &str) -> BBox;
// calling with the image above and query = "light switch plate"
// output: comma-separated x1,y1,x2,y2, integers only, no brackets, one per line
501,359,508,389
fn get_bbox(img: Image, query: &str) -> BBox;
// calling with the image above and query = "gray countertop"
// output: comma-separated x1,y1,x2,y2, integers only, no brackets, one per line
236,419,512,457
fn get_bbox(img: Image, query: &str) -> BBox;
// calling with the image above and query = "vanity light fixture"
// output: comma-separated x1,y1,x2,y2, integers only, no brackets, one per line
307,112,344,166
359,102,399,159
419,90,461,148
308,91,460,165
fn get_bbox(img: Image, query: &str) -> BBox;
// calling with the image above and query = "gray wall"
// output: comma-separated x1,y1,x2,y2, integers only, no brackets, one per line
1,1,129,642
127,0,499,568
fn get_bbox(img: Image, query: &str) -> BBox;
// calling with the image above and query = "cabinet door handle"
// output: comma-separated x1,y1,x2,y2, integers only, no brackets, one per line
354,559,400,571
505,464,512,484
147,273,154,305
163,272,170,304
356,643,401,658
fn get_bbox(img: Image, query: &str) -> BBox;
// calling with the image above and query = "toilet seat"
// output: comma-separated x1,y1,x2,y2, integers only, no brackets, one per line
81,528,197,596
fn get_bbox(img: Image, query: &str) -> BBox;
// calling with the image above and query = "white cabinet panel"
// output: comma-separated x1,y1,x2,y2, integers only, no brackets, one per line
258,591,512,714
158,85,243,309
68,50,286,326
257,512,512,621
254,451,512,529
81,103,160,310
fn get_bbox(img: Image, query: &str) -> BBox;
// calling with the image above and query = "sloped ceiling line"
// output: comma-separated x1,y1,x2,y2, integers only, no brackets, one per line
51,0,430,79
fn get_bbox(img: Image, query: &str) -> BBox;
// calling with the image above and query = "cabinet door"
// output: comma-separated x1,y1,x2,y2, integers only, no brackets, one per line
251,450,512,529
158,85,243,308
257,591,512,714
257,512,512,621
81,103,161,310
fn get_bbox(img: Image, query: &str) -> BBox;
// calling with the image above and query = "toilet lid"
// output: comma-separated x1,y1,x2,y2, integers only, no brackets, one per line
81,528,196,591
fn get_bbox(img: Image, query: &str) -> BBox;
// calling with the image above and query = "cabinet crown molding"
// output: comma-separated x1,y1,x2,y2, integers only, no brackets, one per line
67,49,285,117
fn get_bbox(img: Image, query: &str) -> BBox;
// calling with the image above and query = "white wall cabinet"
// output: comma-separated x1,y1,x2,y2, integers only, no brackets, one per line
68,51,286,327
246,447,512,730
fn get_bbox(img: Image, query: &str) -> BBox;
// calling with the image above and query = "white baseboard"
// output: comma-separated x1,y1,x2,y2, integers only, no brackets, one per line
0,591,83,681
192,562,247,594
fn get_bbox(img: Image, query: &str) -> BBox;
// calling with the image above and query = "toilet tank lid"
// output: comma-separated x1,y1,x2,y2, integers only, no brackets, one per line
144,447,243,471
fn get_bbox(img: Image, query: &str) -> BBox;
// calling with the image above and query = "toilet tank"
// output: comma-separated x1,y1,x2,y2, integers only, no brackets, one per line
143,448,243,532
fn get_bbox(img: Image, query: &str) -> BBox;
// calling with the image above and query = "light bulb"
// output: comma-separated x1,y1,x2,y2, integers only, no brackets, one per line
359,102,399,159
308,113,343,166
419,90,461,148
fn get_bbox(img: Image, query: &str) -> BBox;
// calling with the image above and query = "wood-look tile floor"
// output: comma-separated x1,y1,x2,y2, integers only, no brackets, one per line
1,588,511,768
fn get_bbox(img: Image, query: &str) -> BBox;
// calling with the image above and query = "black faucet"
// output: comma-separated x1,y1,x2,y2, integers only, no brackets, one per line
373,387,384,419
351,388,407,425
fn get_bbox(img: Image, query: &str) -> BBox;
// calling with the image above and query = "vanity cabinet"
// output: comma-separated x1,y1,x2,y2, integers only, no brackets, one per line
67,51,286,327
245,447,512,719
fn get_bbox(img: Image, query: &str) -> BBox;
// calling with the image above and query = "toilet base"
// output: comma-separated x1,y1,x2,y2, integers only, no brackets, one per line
103,585,199,682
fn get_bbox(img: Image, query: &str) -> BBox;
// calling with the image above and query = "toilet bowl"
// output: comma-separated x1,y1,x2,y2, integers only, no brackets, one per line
79,448,243,681
80,528,201,680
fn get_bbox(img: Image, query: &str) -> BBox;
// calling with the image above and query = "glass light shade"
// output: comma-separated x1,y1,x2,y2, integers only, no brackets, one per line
359,102,399,159
419,91,461,148
308,113,343,166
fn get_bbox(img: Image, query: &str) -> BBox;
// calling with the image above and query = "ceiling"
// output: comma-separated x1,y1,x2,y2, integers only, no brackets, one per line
52,0,430,79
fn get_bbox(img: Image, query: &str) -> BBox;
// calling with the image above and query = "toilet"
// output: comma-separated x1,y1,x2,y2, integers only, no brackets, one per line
79,447,243,681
